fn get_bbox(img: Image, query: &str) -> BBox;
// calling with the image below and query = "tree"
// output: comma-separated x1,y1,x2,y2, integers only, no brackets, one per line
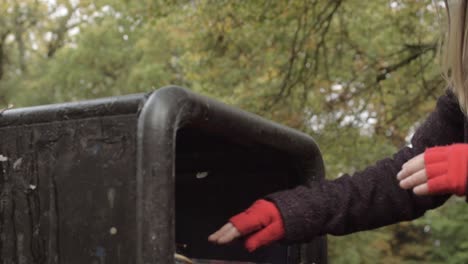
0,0,466,262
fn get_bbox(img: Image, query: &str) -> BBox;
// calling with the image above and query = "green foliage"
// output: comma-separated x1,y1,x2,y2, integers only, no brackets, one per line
0,0,465,262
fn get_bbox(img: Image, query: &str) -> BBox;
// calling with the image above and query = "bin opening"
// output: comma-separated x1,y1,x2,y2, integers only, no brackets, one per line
175,127,301,263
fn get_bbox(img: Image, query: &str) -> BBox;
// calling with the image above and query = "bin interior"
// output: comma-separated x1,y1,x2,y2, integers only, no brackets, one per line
175,127,301,264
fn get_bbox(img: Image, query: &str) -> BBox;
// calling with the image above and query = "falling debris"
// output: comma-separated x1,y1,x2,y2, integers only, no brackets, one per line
0,155,8,162
13,158,23,169
109,227,117,235
195,171,209,179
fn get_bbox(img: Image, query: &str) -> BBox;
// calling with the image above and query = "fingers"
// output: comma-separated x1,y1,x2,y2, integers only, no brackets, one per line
397,158,430,195
413,183,429,195
397,153,425,180
397,153,437,196
208,223,241,244
208,223,232,242
217,226,241,244
399,169,427,190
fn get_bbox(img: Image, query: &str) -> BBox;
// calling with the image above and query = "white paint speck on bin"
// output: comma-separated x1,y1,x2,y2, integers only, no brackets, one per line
13,158,23,169
196,172,209,179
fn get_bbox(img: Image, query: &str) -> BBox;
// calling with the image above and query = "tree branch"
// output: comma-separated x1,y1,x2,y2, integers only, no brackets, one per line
376,43,437,82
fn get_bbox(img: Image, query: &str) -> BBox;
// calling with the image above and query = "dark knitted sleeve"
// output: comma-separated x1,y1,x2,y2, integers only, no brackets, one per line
266,90,465,243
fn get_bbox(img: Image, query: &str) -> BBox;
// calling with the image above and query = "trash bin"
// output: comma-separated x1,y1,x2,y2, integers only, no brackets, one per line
0,86,326,264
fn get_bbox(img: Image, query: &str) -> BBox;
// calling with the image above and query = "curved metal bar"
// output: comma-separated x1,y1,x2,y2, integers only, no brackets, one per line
137,86,326,263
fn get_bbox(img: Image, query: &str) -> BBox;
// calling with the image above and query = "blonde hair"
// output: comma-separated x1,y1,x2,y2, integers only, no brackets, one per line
442,0,468,115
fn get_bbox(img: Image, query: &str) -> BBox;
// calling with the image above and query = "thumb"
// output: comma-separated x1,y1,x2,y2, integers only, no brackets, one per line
244,221,284,252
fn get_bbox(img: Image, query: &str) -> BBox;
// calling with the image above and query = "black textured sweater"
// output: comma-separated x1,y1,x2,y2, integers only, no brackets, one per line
267,90,466,243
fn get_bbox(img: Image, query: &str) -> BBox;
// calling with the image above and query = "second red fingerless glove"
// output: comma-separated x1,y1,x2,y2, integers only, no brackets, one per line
424,144,468,196
229,199,285,252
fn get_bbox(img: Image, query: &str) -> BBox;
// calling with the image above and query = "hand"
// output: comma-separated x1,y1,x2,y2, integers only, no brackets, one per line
398,144,468,196
397,153,429,195
208,199,285,252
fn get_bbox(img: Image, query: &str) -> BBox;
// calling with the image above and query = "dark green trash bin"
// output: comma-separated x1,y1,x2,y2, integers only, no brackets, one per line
0,86,326,264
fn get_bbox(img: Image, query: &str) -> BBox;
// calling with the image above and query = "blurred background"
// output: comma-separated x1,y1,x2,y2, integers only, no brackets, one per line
0,0,467,263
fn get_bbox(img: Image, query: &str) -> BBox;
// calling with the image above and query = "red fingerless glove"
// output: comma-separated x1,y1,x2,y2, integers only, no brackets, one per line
424,144,468,196
229,199,285,252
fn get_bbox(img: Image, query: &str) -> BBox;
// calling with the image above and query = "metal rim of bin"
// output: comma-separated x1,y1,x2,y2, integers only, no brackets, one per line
0,94,145,127
136,86,327,264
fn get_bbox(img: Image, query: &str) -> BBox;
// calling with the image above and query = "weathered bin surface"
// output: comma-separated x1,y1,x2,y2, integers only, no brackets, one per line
0,86,326,264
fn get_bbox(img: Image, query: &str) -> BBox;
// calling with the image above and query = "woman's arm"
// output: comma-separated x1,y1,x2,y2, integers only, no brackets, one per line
209,90,465,249
266,90,464,242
